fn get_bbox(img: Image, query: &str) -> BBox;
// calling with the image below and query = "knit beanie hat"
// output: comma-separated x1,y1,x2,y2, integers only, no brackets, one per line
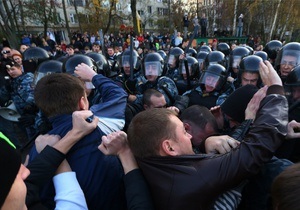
221,84,258,123
0,132,21,208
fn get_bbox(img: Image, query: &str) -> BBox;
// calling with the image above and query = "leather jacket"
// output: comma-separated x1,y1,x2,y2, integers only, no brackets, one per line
137,85,288,210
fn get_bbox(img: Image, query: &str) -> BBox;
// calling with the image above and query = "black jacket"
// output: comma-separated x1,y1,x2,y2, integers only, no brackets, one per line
137,85,288,210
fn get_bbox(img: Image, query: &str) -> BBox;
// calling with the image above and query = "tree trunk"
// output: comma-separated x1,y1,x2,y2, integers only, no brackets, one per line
18,0,26,33
269,0,282,41
62,0,71,42
73,0,82,34
232,0,238,36
131,0,138,35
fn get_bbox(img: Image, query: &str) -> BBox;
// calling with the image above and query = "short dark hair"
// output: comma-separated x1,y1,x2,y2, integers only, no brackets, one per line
271,163,300,210
34,73,85,118
180,105,218,133
127,108,177,158
66,44,74,49
142,89,164,107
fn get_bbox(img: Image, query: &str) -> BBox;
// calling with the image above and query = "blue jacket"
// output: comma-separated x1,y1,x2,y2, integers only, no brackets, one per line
29,74,128,209
0,73,35,115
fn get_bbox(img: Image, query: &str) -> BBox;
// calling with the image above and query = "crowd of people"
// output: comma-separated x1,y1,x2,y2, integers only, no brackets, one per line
1,28,300,210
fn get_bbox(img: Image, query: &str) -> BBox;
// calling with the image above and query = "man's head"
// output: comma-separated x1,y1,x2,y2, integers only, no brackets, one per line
107,46,115,56
66,44,75,56
277,42,300,78
143,89,167,109
271,163,300,210
239,55,262,87
199,64,227,93
128,109,193,158
143,52,164,82
0,135,29,210
180,105,218,147
34,73,88,118
12,54,23,66
19,45,29,53
285,65,300,101
92,43,101,53
220,84,258,128
6,61,22,79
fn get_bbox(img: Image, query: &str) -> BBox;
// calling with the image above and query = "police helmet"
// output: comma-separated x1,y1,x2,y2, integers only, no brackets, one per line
86,52,110,76
198,45,212,53
254,51,268,61
199,64,227,91
217,42,230,56
157,50,168,62
33,60,63,85
167,47,184,68
186,48,197,58
143,52,164,77
285,65,300,86
263,40,282,60
229,47,251,69
239,55,262,73
205,51,226,68
22,47,50,73
275,42,300,70
62,54,98,74
56,56,68,63
179,56,199,79
245,46,254,55
119,49,141,70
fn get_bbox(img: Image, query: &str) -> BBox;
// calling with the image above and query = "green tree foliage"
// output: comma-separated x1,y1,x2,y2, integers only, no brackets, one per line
23,0,60,39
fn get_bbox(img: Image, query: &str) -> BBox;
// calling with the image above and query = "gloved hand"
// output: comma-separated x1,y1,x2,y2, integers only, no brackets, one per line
125,78,137,94
23,104,39,115
18,114,36,127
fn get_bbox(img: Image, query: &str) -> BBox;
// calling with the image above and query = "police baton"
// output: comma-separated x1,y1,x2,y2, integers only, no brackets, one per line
130,35,134,80
99,29,105,55
184,25,199,90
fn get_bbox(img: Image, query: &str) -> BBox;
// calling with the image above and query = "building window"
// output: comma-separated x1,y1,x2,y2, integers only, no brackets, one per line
147,6,152,14
149,20,154,27
138,10,144,16
163,8,168,16
55,12,62,25
68,0,85,6
69,13,78,24
157,8,168,16
157,8,163,15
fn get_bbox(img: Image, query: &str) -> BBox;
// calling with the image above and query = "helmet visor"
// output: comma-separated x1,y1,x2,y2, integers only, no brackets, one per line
179,62,191,74
33,72,53,85
168,55,175,65
232,56,241,68
200,72,220,88
145,61,161,76
122,55,137,68
280,50,300,67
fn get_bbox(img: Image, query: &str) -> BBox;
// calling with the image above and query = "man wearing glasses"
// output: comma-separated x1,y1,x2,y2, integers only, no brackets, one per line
276,42,300,82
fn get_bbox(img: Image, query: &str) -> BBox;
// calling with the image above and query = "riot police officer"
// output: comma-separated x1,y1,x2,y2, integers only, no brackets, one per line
166,47,184,80
275,42,300,82
134,52,179,107
184,64,233,109
228,46,251,79
263,40,282,66
235,55,263,88
114,48,141,101
176,55,199,95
